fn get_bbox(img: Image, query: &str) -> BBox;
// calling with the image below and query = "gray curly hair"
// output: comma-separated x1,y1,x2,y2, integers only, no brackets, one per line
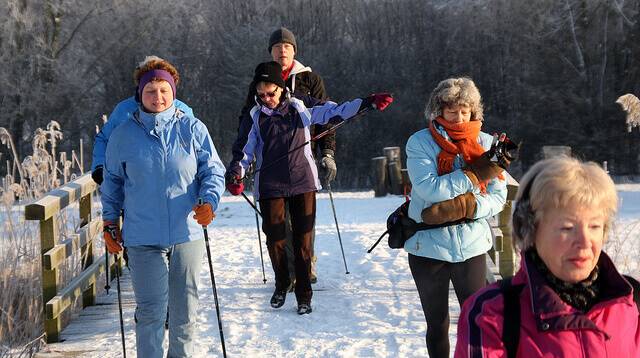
424,77,484,122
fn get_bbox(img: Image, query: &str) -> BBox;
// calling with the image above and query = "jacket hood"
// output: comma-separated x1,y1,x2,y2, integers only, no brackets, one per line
288,60,312,77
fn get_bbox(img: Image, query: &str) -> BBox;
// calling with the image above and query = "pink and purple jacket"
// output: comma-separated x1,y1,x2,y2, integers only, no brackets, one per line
455,251,640,358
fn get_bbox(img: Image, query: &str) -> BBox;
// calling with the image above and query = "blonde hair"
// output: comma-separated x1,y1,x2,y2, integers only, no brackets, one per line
424,77,484,122
512,156,618,251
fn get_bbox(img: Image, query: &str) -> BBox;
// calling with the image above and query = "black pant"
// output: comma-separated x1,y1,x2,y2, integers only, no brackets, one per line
408,253,487,358
260,192,316,304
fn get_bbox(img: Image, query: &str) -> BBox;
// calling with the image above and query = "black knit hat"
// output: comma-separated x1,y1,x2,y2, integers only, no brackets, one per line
268,27,297,53
253,61,285,89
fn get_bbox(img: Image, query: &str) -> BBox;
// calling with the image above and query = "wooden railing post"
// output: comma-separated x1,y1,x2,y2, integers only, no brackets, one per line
79,192,96,308
497,173,520,278
40,216,62,342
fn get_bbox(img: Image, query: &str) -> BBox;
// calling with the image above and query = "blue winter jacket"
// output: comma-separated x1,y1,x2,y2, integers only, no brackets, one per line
92,96,193,171
228,96,363,200
405,127,507,262
101,105,225,247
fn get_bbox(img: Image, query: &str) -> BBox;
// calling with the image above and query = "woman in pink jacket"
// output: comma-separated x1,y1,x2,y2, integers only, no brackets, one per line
455,156,640,357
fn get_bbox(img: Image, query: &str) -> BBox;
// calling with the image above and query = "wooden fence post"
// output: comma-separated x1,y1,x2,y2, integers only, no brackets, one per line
383,147,403,195
39,216,62,342
497,173,520,278
371,156,388,197
79,192,96,308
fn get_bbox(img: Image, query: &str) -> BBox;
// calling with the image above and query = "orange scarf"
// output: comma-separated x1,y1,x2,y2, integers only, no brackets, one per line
429,117,497,192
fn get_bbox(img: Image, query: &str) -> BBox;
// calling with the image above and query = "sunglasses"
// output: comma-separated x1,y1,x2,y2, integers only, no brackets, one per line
257,90,279,99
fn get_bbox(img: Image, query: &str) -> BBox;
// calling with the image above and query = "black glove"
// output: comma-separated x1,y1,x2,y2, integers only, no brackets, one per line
463,133,519,185
490,133,520,169
321,149,337,183
92,166,103,185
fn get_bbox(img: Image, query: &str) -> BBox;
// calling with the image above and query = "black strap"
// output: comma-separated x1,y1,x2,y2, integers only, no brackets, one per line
501,278,524,358
623,275,640,312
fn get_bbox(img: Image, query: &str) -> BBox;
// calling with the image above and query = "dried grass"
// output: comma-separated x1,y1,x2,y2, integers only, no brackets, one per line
0,123,86,357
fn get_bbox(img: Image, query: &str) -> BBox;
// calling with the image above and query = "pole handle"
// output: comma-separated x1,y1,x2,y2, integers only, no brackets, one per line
197,198,207,229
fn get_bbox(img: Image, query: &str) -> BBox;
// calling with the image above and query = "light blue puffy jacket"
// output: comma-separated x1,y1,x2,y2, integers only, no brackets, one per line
92,96,193,171
404,127,507,262
101,105,225,247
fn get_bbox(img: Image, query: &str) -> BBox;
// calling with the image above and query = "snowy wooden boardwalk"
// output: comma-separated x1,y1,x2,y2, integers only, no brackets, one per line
35,270,137,358
34,256,501,358
31,193,508,357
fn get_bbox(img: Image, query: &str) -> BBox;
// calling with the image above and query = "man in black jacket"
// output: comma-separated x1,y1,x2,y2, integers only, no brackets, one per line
237,27,336,286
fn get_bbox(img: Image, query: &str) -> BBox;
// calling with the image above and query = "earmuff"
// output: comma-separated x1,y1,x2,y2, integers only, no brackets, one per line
512,172,539,245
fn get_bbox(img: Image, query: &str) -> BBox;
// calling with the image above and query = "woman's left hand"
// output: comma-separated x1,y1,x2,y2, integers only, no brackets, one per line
193,202,215,226
421,192,476,225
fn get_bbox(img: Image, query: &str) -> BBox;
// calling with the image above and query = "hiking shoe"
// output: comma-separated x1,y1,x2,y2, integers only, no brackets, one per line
270,290,287,308
297,303,312,315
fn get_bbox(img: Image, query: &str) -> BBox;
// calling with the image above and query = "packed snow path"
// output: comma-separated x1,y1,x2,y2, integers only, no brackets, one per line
34,188,640,357
35,192,459,357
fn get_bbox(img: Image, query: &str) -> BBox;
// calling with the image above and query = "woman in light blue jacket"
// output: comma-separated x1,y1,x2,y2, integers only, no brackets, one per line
100,58,225,358
405,77,508,358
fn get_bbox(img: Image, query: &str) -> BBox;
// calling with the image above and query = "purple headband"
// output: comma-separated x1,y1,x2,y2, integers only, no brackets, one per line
138,69,176,99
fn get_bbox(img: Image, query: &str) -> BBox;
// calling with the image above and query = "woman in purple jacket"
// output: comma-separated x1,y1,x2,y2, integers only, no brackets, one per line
226,61,392,315
455,156,640,357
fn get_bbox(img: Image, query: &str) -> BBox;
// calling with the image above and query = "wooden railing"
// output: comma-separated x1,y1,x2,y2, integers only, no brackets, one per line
24,173,121,343
487,172,520,281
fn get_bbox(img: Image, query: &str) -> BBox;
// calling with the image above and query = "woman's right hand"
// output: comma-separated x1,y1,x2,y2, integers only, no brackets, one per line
103,220,123,254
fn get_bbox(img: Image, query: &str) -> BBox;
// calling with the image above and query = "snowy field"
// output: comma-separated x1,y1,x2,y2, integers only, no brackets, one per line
32,187,640,357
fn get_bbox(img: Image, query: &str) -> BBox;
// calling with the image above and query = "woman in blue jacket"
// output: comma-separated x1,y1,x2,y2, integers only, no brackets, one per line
227,61,392,315
100,58,226,358
405,77,508,358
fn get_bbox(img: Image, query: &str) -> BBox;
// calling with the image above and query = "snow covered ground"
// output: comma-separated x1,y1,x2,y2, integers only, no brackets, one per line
35,187,640,357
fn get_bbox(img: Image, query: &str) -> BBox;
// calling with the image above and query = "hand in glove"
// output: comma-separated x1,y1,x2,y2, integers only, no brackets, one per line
463,133,519,186
225,174,244,196
491,133,520,169
92,166,104,185
321,149,337,183
193,202,215,226
103,220,123,254
369,93,394,111
421,192,476,225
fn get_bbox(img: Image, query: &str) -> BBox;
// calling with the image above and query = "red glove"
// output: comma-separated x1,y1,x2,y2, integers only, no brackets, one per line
369,93,394,111
103,220,123,254
193,202,216,226
226,175,244,196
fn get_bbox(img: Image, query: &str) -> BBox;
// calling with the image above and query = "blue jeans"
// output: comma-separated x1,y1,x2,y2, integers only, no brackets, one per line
128,239,205,358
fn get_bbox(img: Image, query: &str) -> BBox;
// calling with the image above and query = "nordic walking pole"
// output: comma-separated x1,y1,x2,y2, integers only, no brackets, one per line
104,249,110,295
251,193,267,283
241,192,262,218
113,253,126,358
326,183,349,274
198,199,227,358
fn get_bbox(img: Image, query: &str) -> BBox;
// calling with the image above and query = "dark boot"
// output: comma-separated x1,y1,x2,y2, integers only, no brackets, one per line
270,289,287,308
297,302,312,315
